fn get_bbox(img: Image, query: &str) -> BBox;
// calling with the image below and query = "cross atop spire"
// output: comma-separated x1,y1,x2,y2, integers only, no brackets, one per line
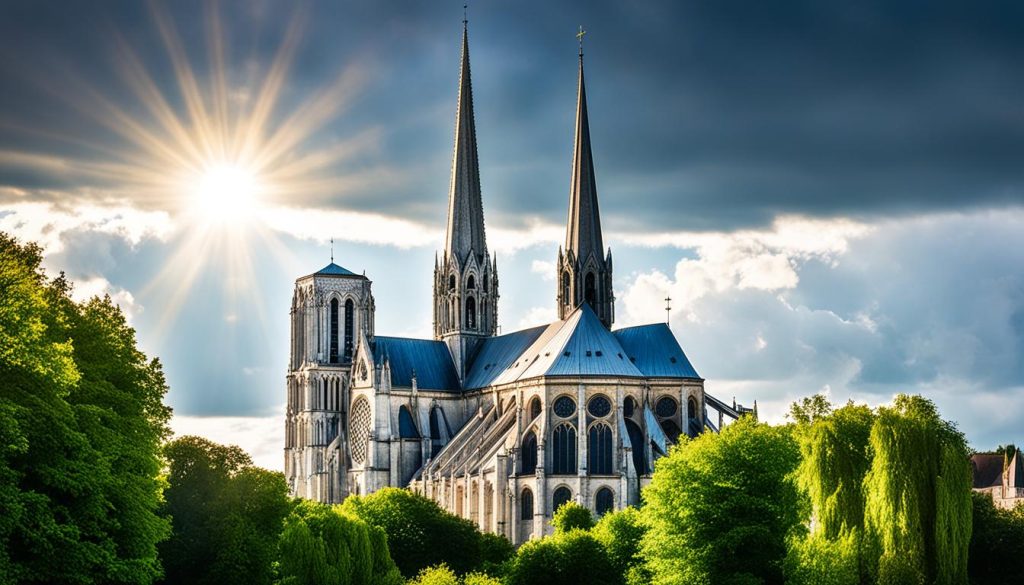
330,237,334,263
577,25,586,57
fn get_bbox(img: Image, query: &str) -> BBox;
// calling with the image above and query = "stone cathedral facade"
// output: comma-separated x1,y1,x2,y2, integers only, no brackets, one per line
284,22,748,543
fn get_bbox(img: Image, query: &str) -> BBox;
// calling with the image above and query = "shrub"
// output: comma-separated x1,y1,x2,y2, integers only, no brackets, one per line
551,501,594,534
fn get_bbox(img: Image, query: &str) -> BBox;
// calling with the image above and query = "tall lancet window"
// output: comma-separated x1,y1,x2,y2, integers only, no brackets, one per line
329,299,339,364
552,423,577,474
585,272,596,307
466,296,477,329
344,299,354,361
562,271,570,304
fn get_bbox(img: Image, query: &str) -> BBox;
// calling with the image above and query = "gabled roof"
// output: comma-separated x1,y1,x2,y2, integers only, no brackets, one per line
373,337,460,392
463,324,549,389
313,262,358,277
971,453,1004,489
613,323,701,379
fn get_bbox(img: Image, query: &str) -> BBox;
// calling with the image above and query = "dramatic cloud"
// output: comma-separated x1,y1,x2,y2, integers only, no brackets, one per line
619,209,1024,449
0,199,172,253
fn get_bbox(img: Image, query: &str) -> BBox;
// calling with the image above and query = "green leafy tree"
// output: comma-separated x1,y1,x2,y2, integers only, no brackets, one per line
408,564,501,585
551,501,594,534
640,416,802,585
787,393,833,426
967,493,1024,584
862,395,972,585
341,487,510,578
505,529,617,585
276,501,402,585
591,507,650,585
160,436,291,585
786,401,875,585
0,233,170,584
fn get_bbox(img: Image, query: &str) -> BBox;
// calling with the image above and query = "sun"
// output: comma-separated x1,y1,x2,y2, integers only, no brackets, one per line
190,164,262,224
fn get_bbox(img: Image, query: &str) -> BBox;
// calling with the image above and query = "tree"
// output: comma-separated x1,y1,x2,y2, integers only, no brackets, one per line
276,501,403,585
787,394,833,426
0,232,170,584
640,416,802,585
408,564,501,585
551,501,594,534
505,529,618,585
862,395,972,585
591,507,650,585
786,401,875,585
340,488,510,578
160,436,291,585
967,493,1024,584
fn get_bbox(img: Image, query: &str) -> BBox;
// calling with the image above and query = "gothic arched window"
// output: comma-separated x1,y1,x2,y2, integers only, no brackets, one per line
344,299,354,361
521,488,534,521
595,487,614,516
588,423,613,475
552,486,572,512
467,275,476,289
688,397,697,420
466,296,476,329
449,274,456,290
528,396,542,421
623,396,636,418
329,298,339,363
584,272,596,306
521,431,538,475
561,271,570,303
552,423,577,475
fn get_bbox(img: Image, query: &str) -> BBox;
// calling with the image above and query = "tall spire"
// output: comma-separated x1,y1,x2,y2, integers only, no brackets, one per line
434,14,499,379
564,34,604,267
444,17,487,266
557,30,614,328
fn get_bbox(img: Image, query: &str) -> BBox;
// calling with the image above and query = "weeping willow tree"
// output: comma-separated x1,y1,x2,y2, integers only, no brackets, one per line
862,395,972,585
790,401,875,585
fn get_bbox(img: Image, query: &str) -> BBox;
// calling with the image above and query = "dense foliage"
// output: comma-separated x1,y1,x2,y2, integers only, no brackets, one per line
504,528,617,585
550,501,594,534
407,564,501,585
641,416,802,585
786,394,974,585
0,233,171,584
591,507,650,585
968,493,1024,584
277,501,403,585
159,436,292,585
340,487,512,578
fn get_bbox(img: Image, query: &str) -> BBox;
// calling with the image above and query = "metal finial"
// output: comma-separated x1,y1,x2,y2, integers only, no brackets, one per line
330,237,334,263
577,25,586,56
463,3,468,24
664,295,672,324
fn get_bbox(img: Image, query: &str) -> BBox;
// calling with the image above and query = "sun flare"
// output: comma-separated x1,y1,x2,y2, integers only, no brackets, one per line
191,164,262,224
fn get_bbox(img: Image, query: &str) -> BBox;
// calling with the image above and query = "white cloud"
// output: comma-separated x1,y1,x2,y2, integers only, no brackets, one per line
169,413,284,471
69,277,142,323
514,306,556,331
258,205,439,249
530,259,556,281
0,200,172,253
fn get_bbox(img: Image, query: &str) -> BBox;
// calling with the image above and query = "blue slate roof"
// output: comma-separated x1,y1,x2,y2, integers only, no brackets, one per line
613,323,700,379
463,325,549,389
314,262,358,277
373,337,461,391
541,305,643,377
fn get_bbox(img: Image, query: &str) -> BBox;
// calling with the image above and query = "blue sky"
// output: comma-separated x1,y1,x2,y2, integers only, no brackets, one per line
1,0,1022,469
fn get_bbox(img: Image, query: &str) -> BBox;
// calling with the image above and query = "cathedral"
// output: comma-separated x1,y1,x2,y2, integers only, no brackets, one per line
283,20,751,544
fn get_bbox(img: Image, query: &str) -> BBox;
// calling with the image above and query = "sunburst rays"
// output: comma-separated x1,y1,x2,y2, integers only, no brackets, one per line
12,1,373,339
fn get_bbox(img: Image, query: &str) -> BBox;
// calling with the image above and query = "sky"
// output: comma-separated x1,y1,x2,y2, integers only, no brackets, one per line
1,0,1022,470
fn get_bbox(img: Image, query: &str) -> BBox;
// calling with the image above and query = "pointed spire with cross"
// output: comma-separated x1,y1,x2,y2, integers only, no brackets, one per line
665,295,672,324
577,25,586,56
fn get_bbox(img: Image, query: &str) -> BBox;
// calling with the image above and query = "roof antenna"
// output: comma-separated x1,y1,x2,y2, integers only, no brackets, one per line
664,295,672,324
330,237,334,264
577,25,586,57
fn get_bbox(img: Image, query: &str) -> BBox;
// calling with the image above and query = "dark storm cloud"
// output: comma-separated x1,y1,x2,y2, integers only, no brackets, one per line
3,0,1023,231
